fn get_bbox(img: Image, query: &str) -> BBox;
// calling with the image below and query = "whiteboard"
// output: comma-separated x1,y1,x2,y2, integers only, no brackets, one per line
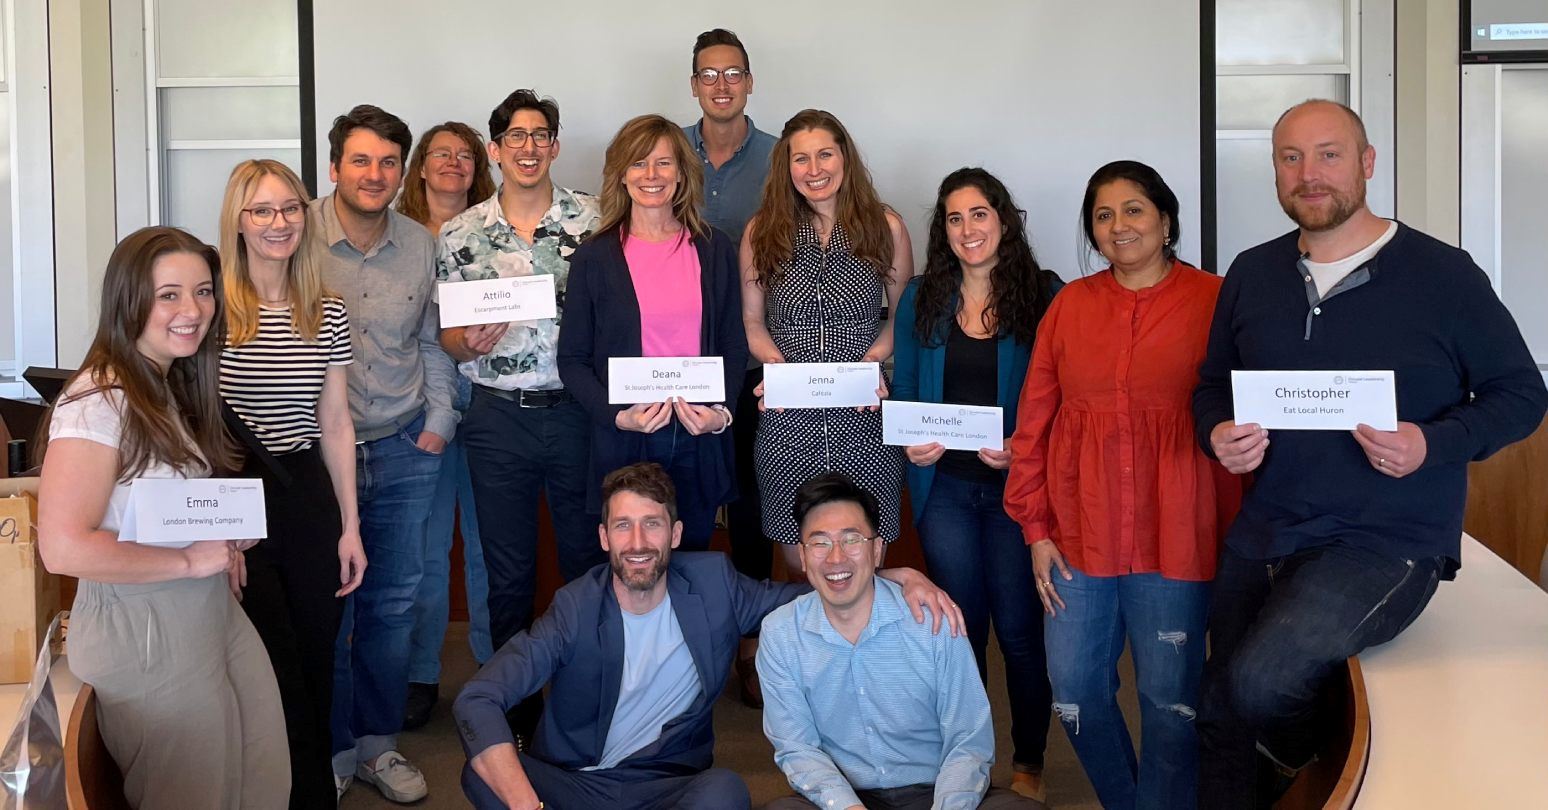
311,1,1201,280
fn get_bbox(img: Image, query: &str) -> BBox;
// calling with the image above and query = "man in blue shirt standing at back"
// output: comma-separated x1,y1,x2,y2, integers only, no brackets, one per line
758,474,1043,810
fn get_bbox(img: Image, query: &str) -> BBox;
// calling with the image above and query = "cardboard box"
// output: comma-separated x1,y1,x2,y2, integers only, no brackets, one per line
1,477,63,684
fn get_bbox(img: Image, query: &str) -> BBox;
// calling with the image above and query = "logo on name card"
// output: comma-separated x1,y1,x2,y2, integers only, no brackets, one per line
680,359,719,369
1334,375,1345,385
219,484,227,494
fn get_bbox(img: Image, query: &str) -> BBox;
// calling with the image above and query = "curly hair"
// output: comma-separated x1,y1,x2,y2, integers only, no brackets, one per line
914,168,1058,347
395,122,496,227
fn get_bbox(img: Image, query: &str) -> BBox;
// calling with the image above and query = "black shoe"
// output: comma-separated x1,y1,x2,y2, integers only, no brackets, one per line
403,682,438,731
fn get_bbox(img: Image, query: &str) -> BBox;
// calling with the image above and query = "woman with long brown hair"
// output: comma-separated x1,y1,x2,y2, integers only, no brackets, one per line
742,109,912,572
558,114,747,548
37,226,290,808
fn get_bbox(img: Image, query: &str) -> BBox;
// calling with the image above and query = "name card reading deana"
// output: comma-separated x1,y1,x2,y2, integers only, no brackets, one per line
608,357,726,404
763,362,881,409
438,275,558,328
882,401,1005,452
118,478,268,546
1231,370,1397,430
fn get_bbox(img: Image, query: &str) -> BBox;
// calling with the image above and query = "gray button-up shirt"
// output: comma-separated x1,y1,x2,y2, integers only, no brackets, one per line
311,194,458,442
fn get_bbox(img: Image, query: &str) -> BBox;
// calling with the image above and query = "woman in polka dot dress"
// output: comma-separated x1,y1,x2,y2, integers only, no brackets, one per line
740,109,913,572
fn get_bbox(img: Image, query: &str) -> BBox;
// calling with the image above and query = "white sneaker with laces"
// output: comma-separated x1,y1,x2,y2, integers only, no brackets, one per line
355,750,428,803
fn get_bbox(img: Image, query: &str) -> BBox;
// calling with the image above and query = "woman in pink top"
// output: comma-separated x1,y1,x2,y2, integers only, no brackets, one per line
558,115,748,549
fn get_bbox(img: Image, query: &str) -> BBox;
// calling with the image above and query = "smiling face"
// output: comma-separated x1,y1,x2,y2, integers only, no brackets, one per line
623,136,681,211
1089,178,1169,273
1272,102,1374,233
239,173,304,266
799,500,883,613
489,108,559,192
600,489,682,593
329,128,404,217
787,127,845,207
691,44,754,125
422,130,476,198
136,251,216,372
944,185,1003,273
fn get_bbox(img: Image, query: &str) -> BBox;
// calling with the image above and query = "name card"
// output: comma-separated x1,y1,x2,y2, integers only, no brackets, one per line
438,275,557,328
118,478,268,546
1231,370,1397,430
882,401,1005,452
763,362,880,409
608,357,726,404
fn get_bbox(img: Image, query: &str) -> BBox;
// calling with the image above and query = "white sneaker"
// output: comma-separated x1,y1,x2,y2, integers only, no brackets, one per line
334,773,353,804
355,750,428,803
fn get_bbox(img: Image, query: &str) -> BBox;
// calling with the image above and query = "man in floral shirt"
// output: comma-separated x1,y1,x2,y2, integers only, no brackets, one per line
436,88,601,744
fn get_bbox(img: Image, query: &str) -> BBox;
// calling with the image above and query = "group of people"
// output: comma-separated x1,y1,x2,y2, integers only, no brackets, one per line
31,25,1546,810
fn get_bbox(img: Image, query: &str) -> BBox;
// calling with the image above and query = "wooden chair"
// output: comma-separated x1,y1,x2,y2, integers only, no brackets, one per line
1275,657,1371,809
65,684,130,810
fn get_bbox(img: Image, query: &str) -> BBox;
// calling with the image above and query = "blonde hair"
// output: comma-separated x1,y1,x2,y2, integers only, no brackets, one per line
596,115,710,241
218,159,329,346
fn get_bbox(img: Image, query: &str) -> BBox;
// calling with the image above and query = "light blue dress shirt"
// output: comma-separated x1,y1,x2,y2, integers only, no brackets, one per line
756,577,995,809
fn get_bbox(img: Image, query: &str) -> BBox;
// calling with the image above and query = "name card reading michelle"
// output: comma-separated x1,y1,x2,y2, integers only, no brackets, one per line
762,362,881,410
438,275,557,328
882,401,1005,452
118,478,267,546
608,357,726,405
1231,370,1397,431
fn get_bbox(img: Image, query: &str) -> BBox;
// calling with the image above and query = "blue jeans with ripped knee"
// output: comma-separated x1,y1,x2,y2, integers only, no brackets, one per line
1043,565,1210,810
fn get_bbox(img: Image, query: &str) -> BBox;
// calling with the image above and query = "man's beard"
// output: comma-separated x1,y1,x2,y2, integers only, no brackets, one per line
1279,182,1365,232
611,548,669,592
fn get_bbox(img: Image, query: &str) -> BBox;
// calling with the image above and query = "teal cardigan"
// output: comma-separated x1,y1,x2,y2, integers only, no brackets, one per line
890,274,1062,523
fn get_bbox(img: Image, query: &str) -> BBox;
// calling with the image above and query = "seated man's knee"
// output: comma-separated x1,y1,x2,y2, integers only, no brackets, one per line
1223,651,1305,727
683,768,750,810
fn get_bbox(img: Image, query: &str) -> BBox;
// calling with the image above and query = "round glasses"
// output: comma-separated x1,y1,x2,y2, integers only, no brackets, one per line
242,204,306,227
692,67,748,86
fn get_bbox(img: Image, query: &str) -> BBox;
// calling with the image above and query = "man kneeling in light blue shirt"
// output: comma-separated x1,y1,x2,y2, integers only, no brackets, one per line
758,474,1045,810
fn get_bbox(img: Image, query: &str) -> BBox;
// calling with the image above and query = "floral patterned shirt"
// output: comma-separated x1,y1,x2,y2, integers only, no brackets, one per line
436,186,600,391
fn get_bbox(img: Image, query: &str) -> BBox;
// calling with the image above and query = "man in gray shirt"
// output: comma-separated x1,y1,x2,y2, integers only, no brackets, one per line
312,103,457,805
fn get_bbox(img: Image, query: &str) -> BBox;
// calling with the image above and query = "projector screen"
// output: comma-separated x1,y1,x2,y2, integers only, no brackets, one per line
311,1,1201,280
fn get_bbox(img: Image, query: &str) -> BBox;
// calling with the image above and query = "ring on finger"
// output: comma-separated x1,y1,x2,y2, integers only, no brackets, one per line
1378,457,1387,468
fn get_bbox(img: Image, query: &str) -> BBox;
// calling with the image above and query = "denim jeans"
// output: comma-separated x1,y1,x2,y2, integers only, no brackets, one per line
916,471,1050,771
641,421,718,551
1043,565,1210,810
1197,541,1442,809
408,392,494,685
331,412,442,771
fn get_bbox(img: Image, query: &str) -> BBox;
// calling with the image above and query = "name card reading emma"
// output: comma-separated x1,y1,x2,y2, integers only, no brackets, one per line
118,478,267,546
1231,370,1397,431
608,357,726,404
763,362,881,409
882,401,1005,452
438,275,558,328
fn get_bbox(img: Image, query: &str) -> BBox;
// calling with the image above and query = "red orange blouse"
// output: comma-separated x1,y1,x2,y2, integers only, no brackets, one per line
1004,261,1242,581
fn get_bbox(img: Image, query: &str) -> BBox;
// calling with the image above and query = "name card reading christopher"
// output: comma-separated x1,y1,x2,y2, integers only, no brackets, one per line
882,401,1005,452
438,275,558,328
118,478,268,546
1231,370,1397,431
763,362,881,409
608,357,727,405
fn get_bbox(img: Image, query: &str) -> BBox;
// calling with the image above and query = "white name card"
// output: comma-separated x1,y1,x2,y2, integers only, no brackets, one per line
118,478,268,546
608,357,726,404
882,401,1005,452
1231,370,1397,431
438,275,557,328
763,362,880,409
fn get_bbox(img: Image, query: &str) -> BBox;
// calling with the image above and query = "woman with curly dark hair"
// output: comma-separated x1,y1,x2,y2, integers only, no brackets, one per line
892,167,1061,802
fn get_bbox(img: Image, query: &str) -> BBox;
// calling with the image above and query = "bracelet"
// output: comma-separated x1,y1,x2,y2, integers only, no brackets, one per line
710,404,733,434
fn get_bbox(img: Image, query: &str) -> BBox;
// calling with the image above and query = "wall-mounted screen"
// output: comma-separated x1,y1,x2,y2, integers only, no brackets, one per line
1467,0,1548,61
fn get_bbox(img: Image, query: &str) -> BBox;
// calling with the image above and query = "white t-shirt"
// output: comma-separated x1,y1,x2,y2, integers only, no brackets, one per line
48,377,208,535
588,593,703,770
1304,221,1399,299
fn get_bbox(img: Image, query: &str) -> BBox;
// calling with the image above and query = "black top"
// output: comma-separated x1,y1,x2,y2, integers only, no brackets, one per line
937,320,1001,485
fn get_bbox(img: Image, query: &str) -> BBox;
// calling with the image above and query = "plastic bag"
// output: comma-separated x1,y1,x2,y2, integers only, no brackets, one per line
1,612,68,809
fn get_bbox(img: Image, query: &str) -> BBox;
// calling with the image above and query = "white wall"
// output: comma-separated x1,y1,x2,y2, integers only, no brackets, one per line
311,1,1202,280
1395,0,1460,243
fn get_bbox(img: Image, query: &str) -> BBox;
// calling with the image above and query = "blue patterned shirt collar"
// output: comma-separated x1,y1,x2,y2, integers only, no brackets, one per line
798,575,907,647
686,116,763,158
475,184,591,237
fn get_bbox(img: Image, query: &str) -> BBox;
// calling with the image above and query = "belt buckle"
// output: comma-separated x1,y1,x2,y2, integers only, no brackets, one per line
517,388,539,408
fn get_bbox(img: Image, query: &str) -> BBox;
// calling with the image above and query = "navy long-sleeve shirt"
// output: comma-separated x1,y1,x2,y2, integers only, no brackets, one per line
1192,223,1547,574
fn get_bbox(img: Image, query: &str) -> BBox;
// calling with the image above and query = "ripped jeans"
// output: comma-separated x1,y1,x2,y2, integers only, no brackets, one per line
1043,566,1209,810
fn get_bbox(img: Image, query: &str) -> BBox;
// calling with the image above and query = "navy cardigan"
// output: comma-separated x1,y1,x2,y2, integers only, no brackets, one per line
557,226,749,511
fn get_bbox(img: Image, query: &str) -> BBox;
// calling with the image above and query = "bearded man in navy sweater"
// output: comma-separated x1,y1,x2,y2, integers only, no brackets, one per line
1191,99,1547,809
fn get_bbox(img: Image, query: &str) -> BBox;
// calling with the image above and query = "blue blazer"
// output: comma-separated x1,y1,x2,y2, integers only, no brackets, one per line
557,227,750,511
890,274,1062,523
453,552,805,773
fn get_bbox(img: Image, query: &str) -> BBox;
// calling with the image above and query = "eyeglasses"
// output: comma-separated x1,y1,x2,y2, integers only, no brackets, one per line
802,532,877,556
692,67,748,86
427,149,477,164
242,204,306,227
496,128,555,149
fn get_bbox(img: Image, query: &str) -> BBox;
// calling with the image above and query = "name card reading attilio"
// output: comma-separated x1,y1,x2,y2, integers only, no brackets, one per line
763,362,881,409
1231,370,1397,430
882,401,1005,452
608,357,726,404
438,275,558,327
118,478,268,546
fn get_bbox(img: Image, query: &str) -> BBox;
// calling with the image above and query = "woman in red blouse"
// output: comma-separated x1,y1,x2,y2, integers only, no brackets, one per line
1005,160,1241,810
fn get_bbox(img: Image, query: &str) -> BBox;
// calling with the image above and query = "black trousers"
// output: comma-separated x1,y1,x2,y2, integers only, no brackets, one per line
240,445,345,809
727,367,773,580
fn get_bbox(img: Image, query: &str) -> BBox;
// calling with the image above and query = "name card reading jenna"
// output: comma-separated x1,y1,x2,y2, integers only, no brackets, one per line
118,478,267,546
763,362,881,409
608,357,726,404
438,275,557,328
882,401,1005,452
1231,370,1397,431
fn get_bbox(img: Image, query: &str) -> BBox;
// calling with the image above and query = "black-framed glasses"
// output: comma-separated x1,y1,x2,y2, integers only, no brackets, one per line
692,67,748,86
242,204,306,227
802,532,878,556
496,128,555,149
427,148,477,164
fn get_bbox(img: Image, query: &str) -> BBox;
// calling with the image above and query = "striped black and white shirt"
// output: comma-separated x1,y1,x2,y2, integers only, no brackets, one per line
221,297,353,454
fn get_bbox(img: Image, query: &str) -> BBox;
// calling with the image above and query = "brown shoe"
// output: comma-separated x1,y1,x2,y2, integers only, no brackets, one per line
736,652,763,709
1012,770,1047,804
